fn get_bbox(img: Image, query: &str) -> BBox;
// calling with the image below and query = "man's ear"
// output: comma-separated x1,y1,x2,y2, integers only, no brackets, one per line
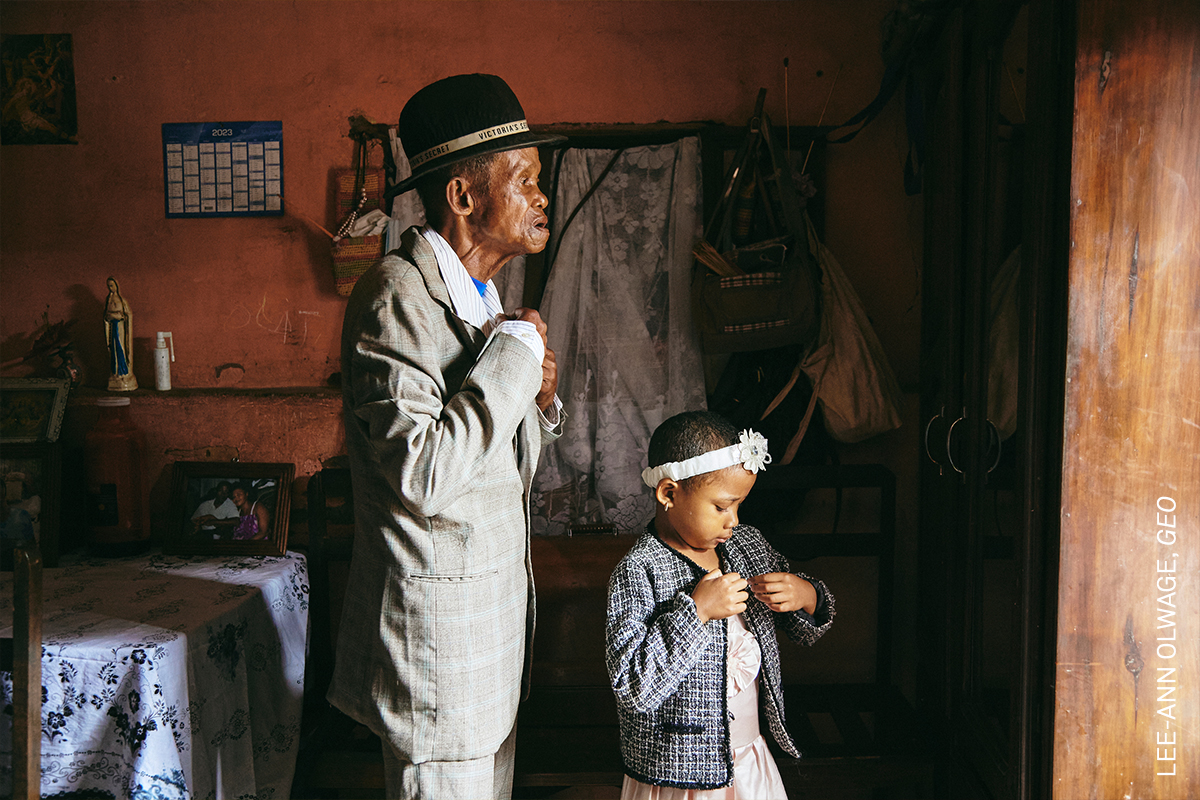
444,176,476,219
655,479,679,509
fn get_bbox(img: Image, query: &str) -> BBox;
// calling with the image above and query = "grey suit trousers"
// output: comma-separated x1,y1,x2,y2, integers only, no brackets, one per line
382,719,517,800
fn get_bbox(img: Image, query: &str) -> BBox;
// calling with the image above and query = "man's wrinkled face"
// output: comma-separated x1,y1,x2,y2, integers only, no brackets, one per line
471,147,550,259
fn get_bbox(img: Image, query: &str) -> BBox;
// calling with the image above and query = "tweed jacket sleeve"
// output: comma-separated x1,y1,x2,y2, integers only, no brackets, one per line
606,537,715,715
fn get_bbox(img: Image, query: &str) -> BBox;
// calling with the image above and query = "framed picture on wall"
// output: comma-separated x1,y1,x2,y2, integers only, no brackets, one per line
1,441,61,568
166,461,294,557
0,377,71,442
0,33,78,145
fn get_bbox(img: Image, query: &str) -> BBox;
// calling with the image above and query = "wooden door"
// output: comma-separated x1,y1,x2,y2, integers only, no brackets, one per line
1053,0,1200,796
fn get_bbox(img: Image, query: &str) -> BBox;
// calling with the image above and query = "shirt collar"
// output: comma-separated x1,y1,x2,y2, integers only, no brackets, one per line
420,225,504,330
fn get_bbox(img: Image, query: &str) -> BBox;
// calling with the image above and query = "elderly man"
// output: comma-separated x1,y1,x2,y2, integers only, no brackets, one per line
190,481,237,538
328,74,566,800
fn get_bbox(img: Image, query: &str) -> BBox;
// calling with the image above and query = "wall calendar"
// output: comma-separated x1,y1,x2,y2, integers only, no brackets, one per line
162,121,283,217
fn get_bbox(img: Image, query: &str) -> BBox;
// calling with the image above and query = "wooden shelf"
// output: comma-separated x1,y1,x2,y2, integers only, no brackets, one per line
67,385,340,403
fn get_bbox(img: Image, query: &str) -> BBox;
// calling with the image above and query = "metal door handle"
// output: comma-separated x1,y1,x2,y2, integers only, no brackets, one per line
924,407,946,475
985,419,1003,475
946,411,966,475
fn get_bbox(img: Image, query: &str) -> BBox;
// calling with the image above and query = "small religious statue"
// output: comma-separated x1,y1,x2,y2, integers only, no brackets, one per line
104,276,138,391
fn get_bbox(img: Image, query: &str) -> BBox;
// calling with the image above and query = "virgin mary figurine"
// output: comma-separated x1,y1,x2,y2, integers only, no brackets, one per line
104,276,138,391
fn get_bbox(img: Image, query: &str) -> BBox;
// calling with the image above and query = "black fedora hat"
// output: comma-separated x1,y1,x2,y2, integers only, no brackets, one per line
388,73,565,197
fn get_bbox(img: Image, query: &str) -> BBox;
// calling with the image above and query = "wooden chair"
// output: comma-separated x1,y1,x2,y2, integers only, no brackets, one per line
513,534,632,797
746,463,937,799
2,543,43,800
292,466,385,799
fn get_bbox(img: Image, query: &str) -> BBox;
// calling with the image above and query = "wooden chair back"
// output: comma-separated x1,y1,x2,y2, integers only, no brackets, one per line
3,543,43,800
293,467,385,797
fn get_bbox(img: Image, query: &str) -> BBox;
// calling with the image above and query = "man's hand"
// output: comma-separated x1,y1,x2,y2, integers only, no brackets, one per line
536,346,558,411
693,569,749,623
748,572,817,614
503,308,557,410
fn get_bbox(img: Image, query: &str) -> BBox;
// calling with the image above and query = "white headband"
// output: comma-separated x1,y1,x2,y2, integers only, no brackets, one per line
408,119,531,169
641,429,771,488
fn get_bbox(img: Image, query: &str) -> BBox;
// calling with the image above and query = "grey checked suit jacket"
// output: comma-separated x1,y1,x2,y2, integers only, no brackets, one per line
329,227,559,764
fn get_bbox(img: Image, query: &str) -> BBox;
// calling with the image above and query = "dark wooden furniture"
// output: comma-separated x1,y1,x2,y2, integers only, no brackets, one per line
916,1,1069,797
750,464,935,798
1,543,43,800
293,465,386,799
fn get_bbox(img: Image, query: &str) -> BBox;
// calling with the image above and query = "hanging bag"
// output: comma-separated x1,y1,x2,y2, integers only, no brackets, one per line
330,136,386,296
691,90,822,354
782,213,903,451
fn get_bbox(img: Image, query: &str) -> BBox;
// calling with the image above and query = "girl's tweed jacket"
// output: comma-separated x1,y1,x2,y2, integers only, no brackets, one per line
605,522,835,789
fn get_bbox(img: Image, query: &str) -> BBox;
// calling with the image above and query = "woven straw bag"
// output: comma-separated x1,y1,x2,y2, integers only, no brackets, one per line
331,139,385,296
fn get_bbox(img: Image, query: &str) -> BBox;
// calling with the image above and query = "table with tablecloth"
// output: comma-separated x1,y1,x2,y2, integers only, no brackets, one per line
0,549,309,799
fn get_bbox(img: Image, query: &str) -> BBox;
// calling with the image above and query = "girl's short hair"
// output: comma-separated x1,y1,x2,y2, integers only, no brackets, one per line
647,411,740,486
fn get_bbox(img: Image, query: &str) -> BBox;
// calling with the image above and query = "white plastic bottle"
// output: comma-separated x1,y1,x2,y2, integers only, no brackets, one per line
153,331,175,390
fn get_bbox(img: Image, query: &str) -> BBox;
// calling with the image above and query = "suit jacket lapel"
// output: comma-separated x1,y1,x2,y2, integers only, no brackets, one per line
401,227,487,354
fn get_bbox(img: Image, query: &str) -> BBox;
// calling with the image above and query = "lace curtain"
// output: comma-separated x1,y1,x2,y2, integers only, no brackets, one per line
521,137,708,535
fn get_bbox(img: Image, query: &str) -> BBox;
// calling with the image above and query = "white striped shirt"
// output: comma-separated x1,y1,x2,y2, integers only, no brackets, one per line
420,226,562,427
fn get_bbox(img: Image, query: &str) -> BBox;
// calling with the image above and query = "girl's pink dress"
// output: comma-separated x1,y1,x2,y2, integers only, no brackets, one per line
620,612,789,800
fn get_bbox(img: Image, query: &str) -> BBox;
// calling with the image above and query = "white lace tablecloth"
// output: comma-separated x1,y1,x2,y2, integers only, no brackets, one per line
0,550,309,799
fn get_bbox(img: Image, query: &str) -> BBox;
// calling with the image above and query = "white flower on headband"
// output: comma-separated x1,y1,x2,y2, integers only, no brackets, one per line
737,429,771,473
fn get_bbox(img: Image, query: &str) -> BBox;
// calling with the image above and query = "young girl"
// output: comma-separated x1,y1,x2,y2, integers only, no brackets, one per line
606,410,835,799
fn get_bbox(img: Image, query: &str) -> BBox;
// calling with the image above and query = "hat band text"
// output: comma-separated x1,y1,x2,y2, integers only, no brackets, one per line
408,120,531,170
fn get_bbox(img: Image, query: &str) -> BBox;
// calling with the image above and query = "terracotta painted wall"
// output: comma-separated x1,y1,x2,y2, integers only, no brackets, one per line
1,0,919,390
3,0,923,691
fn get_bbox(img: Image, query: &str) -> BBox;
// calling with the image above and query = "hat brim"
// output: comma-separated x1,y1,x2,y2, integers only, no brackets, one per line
387,130,567,199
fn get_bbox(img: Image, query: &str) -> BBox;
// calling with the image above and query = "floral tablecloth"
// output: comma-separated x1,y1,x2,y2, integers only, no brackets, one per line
0,550,309,799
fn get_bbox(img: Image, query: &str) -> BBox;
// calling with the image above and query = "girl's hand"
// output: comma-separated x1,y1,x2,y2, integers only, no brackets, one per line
749,572,817,614
692,569,749,623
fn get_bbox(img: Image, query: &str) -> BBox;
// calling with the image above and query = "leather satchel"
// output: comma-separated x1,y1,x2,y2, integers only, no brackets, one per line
692,92,821,354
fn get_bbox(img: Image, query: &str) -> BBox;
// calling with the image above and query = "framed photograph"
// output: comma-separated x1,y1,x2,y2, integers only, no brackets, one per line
1,441,61,568
1,377,71,442
167,461,294,556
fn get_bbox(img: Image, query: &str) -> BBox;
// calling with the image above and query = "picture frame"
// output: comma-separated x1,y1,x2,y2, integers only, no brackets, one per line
1,33,79,146
0,377,71,442
166,461,294,556
1,441,61,568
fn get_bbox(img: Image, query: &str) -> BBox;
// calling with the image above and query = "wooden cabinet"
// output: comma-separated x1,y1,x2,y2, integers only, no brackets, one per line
916,1,1069,797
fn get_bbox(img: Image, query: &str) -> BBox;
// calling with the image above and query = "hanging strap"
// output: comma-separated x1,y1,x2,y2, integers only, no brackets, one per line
702,89,767,251
822,61,907,144
541,147,626,285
